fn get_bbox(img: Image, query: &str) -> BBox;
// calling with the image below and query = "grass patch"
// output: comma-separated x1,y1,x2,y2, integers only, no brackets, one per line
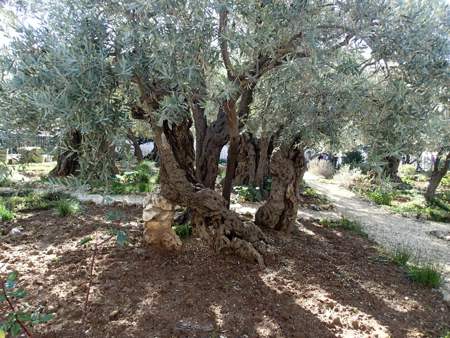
320,217,368,238
390,247,412,267
54,199,80,217
407,264,442,288
366,188,395,205
300,185,330,205
0,202,15,221
172,223,192,238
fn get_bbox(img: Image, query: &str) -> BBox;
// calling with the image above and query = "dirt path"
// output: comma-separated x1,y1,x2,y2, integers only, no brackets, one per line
302,172,450,301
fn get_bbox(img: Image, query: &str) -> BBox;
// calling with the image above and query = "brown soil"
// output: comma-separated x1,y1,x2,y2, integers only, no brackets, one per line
1,204,449,338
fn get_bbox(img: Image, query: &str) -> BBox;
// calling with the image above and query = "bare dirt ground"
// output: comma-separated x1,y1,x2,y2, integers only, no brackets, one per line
1,204,450,337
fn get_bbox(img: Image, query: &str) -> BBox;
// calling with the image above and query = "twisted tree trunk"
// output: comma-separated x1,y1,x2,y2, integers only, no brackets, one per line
425,150,449,202
255,142,306,232
127,128,143,162
383,156,401,182
49,129,81,177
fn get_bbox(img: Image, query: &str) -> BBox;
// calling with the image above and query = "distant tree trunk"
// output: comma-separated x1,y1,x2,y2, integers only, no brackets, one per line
49,130,81,177
255,141,306,232
127,128,143,162
194,108,229,189
234,133,271,191
425,150,449,202
383,156,401,182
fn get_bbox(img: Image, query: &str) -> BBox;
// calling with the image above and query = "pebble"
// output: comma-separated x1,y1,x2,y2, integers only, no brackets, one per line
9,227,23,236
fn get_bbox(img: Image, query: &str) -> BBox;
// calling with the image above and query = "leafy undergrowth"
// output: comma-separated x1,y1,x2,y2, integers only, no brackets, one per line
108,161,159,194
172,223,192,238
54,199,81,217
233,185,263,202
351,172,450,223
381,246,443,288
299,185,333,210
1,205,449,337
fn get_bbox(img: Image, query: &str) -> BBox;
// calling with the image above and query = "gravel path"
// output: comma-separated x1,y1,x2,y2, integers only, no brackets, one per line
302,172,450,301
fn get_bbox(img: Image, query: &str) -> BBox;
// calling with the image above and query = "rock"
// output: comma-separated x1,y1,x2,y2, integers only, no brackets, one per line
351,320,359,329
175,320,214,332
9,227,23,236
46,248,54,255
109,309,120,320
142,192,181,251
310,205,321,211
332,317,341,326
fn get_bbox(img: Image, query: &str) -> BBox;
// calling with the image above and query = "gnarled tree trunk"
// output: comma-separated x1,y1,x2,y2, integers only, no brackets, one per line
234,133,271,192
195,108,229,189
255,142,306,232
127,128,143,162
425,151,449,202
383,156,401,182
49,129,81,177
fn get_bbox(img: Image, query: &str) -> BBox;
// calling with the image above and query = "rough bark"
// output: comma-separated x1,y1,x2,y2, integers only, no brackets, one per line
127,128,143,162
154,123,266,266
383,156,401,182
195,108,229,188
255,143,306,232
49,130,81,177
234,133,271,190
425,151,450,202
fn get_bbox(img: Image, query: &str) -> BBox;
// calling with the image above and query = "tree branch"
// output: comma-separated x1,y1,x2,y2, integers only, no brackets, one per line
218,7,235,81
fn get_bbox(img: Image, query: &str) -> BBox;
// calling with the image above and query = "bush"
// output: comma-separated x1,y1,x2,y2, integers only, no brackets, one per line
399,164,417,176
110,161,159,194
54,199,80,217
307,158,335,179
342,150,364,168
0,202,15,221
407,264,442,288
366,188,394,205
0,163,12,187
333,165,362,188
173,223,192,238
234,185,262,202
18,147,44,163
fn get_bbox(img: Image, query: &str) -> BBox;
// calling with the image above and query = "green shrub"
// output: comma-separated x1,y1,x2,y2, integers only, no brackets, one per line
399,164,417,176
54,199,80,217
407,264,442,288
234,185,262,202
320,217,368,238
173,223,192,238
366,188,395,205
391,247,412,266
110,161,159,194
0,202,15,221
342,150,364,168
0,162,11,186
18,147,44,163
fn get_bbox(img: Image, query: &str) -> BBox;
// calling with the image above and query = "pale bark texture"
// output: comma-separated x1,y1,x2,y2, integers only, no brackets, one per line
143,192,182,250
255,143,306,232
425,151,449,202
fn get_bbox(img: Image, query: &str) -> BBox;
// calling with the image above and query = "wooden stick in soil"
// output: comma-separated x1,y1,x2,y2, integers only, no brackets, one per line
2,281,33,338
82,235,114,323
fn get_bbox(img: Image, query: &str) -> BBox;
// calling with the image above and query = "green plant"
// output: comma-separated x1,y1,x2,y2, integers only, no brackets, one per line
342,150,364,169
173,223,192,238
407,264,442,288
234,185,262,202
399,164,417,176
109,161,159,194
366,188,395,205
319,217,368,238
391,247,412,266
0,203,15,221
54,199,80,217
1,271,53,337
